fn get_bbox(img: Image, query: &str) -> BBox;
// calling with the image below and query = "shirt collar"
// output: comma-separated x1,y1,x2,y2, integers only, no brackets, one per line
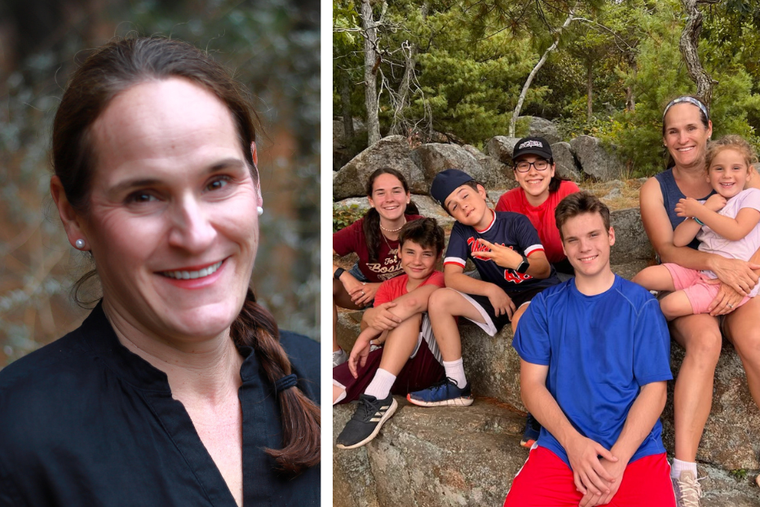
80,302,259,392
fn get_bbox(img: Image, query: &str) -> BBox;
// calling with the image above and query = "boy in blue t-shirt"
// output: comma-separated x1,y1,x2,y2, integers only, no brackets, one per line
407,170,559,442
504,192,675,507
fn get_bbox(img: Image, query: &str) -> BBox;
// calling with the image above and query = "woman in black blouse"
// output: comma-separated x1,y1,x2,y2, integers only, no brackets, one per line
0,37,319,506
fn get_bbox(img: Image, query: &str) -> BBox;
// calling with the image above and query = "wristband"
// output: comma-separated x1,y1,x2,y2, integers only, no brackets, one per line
334,267,345,280
693,217,705,226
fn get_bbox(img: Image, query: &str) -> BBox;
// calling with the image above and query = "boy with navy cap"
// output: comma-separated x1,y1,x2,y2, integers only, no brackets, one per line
408,169,559,419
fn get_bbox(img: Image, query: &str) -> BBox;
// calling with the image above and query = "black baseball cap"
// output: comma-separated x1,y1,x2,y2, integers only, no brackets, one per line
430,169,474,208
512,136,553,161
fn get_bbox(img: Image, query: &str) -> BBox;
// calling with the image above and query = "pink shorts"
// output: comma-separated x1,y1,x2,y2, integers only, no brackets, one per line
663,263,751,314
503,446,675,507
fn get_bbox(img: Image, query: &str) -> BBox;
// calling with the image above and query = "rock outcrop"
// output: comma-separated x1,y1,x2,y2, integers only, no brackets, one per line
570,135,624,181
551,141,581,181
333,136,427,200
528,116,561,144
333,396,760,507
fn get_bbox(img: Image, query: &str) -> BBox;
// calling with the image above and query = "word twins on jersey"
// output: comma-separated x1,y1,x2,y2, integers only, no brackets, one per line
444,211,559,293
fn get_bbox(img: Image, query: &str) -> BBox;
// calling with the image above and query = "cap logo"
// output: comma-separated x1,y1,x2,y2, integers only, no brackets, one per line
518,140,543,149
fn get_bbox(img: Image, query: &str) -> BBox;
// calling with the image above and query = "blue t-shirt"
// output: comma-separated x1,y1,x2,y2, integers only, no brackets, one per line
512,275,672,468
444,211,559,293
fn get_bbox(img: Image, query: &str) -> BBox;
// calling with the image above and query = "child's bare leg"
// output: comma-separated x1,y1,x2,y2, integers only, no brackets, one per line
428,288,487,361
333,385,345,404
378,314,423,376
362,315,424,401
632,265,676,292
425,288,488,390
660,290,695,321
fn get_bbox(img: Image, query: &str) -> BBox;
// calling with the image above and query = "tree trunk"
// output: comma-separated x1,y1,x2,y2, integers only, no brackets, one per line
339,71,354,141
389,2,427,137
509,5,576,137
679,0,717,110
361,0,381,146
586,61,593,122
389,40,417,136
625,58,636,112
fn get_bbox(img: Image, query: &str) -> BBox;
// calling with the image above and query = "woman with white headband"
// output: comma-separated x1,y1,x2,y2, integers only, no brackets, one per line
639,95,760,506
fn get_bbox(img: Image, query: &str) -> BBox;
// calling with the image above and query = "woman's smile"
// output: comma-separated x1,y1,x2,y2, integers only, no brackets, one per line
160,259,224,280
80,78,260,341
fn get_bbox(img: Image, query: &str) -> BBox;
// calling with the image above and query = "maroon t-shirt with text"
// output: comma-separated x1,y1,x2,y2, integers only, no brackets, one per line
333,214,423,283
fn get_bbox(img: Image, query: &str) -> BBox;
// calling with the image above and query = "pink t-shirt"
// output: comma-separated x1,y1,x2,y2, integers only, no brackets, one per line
698,187,760,296
374,271,445,306
495,180,580,263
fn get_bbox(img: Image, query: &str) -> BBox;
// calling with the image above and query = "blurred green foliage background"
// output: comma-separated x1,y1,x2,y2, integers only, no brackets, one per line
0,0,320,366
334,0,760,177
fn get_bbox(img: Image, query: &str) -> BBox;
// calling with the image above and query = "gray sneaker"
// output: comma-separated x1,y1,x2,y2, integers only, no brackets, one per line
672,470,702,507
332,348,348,368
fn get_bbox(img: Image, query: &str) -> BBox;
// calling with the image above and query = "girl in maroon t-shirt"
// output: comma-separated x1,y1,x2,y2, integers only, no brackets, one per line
333,168,422,366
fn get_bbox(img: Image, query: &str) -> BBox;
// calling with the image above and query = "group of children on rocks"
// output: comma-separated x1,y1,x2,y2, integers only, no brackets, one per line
333,127,760,506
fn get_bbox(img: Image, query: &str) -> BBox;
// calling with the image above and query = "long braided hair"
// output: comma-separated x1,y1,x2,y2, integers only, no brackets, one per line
52,36,319,473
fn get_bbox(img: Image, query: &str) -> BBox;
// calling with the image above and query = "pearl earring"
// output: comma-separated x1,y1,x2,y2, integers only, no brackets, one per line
75,239,85,249
257,206,264,216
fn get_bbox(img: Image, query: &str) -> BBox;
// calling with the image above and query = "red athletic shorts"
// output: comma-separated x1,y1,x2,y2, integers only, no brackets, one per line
503,446,675,507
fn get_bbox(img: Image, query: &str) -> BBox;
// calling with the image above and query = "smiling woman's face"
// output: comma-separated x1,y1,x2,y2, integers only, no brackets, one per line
663,102,713,170
74,77,260,342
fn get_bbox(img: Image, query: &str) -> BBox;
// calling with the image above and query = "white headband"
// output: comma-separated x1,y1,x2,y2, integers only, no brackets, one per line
663,96,709,121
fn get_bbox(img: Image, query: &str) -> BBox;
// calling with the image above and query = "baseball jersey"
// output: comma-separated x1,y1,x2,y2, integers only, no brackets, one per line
513,276,673,468
333,214,423,282
496,180,579,264
444,211,559,293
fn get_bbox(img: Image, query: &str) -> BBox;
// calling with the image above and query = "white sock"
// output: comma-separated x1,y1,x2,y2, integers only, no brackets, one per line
671,458,697,479
442,358,467,388
364,368,396,400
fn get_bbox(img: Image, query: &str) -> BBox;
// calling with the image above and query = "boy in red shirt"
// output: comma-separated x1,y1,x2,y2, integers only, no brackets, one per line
334,218,447,449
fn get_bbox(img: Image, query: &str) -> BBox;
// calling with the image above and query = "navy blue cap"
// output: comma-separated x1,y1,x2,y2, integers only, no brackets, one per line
512,136,553,161
430,169,474,208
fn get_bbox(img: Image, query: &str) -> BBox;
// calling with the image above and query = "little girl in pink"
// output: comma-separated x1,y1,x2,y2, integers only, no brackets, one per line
634,135,760,319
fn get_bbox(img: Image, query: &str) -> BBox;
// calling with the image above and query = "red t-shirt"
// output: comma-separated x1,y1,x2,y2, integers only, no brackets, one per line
333,214,424,283
495,180,580,263
374,270,445,306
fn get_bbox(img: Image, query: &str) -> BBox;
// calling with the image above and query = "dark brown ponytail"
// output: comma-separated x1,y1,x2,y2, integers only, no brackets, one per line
548,174,570,193
231,288,320,474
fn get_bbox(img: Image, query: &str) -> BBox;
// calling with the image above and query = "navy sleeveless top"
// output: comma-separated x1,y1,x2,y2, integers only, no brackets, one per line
654,168,714,250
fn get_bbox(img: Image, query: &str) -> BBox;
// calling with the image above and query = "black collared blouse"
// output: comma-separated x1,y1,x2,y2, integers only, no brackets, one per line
0,303,320,506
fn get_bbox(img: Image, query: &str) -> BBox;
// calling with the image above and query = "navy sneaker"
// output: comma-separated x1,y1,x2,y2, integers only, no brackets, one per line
336,393,398,449
406,377,474,407
520,412,541,448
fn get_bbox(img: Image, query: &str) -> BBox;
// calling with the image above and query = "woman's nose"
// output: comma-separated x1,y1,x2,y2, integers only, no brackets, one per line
167,196,216,252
